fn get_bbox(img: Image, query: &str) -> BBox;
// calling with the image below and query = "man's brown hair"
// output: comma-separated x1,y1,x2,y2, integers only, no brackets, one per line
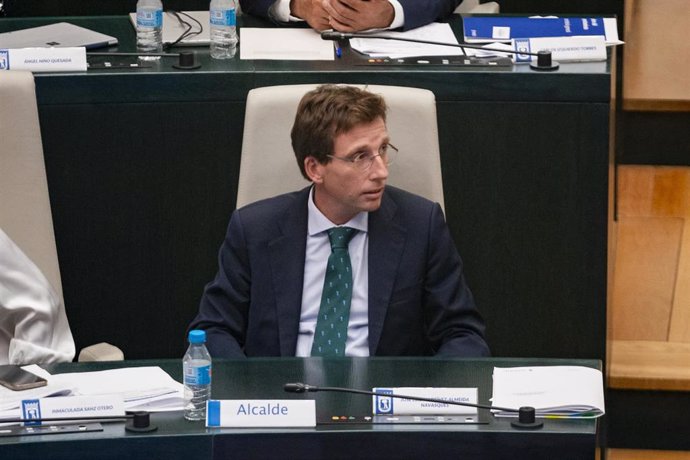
291,85,387,180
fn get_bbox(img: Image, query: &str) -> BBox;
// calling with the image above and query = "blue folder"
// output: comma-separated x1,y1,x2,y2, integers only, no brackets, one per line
462,16,608,42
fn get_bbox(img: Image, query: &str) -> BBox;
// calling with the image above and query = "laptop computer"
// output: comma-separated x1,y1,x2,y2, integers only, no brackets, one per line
128,11,210,47
0,22,118,50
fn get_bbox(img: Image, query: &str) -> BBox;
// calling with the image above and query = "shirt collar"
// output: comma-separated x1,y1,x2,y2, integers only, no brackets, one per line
307,186,368,236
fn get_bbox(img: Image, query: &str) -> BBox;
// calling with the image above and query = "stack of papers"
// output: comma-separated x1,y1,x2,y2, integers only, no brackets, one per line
240,28,334,60
491,366,605,419
350,23,466,59
0,365,183,422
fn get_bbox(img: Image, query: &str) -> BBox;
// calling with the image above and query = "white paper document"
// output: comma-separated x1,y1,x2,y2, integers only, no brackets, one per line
0,365,183,422
240,28,334,60
0,371,73,413
491,366,605,419
350,22,465,59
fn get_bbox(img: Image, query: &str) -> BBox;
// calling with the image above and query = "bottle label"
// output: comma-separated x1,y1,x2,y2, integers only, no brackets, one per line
210,8,237,27
184,364,211,385
137,9,163,28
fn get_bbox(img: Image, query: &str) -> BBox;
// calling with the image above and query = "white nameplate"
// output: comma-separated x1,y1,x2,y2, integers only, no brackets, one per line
372,387,478,415
512,36,607,63
0,47,87,72
206,400,316,428
21,395,125,425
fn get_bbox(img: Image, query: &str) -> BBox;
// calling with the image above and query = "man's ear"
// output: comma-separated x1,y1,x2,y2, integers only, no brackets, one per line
304,156,324,184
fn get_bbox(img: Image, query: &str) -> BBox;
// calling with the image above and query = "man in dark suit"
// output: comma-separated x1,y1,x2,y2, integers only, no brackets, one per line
239,0,462,32
188,84,489,358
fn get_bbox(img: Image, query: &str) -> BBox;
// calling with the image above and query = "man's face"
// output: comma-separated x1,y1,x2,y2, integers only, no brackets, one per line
306,117,390,225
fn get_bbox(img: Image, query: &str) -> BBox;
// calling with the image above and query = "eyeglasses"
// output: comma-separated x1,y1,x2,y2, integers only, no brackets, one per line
327,143,398,172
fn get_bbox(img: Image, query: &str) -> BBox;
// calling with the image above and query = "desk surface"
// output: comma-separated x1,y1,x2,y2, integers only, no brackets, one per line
0,15,613,104
1,357,600,460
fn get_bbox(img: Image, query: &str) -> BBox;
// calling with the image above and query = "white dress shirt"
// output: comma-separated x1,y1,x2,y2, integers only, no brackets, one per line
270,0,405,30
0,228,75,365
295,187,370,356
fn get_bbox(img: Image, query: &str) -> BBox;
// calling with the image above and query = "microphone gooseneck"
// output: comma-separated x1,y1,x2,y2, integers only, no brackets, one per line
285,382,508,411
283,382,543,429
319,30,559,71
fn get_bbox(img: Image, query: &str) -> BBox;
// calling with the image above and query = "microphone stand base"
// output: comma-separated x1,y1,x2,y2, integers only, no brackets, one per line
510,406,544,429
510,419,544,429
125,424,158,433
530,61,560,71
125,411,158,433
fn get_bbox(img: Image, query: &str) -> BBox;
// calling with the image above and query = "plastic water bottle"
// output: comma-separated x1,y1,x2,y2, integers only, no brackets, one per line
209,0,238,59
136,0,163,60
183,329,212,421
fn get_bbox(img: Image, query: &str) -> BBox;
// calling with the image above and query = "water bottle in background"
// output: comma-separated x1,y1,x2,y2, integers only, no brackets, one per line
183,329,212,421
209,0,238,59
136,0,163,60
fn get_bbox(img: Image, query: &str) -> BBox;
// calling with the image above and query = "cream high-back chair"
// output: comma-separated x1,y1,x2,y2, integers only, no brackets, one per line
236,84,445,210
0,70,122,361
0,71,62,300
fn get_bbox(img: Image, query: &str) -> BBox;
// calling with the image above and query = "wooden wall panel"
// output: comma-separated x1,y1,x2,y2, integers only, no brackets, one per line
669,222,690,342
623,0,690,110
611,216,682,340
614,166,690,342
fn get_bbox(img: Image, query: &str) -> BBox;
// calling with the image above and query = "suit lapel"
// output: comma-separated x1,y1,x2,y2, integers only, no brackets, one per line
269,188,310,356
367,191,406,355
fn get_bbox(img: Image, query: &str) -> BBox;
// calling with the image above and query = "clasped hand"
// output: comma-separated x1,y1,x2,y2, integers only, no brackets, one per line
291,0,395,32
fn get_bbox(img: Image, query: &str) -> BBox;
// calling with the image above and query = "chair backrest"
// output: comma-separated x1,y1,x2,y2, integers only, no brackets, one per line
236,84,445,210
0,70,63,302
454,0,500,14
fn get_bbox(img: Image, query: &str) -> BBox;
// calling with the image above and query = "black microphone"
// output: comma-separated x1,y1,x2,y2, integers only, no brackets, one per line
321,31,354,41
284,382,543,429
320,30,559,71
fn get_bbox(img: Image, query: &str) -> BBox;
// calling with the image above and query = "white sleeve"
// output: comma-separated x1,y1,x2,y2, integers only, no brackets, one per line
269,0,305,23
0,229,75,365
387,0,404,29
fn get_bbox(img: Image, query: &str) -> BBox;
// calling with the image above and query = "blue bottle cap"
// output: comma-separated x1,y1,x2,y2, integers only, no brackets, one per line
188,329,206,344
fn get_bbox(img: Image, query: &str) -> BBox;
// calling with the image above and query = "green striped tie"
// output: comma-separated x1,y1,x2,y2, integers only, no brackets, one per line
311,227,357,357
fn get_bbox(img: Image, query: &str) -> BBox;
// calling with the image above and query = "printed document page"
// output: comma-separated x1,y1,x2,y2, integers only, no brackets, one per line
0,365,183,421
240,28,334,60
491,366,605,418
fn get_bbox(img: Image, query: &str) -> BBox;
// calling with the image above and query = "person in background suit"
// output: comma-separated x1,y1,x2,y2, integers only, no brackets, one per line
0,227,75,364
188,84,489,358
239,0,463,32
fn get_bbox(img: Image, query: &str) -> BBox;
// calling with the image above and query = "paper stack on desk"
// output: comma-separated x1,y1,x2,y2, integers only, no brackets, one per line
240,28,334,60
0,365,183,421
350,22,467,59
490,366,605,419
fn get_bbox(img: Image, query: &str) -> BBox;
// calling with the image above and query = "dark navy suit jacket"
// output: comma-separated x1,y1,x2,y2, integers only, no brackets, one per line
239,0,462,31
189,186,489,358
